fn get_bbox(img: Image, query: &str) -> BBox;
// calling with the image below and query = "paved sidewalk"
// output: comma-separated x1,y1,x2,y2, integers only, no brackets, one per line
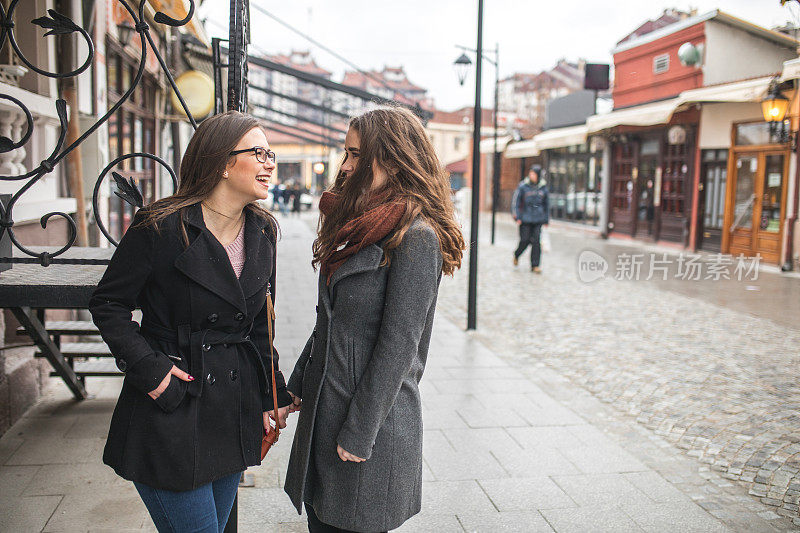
0,212,791,531
439,212,800,531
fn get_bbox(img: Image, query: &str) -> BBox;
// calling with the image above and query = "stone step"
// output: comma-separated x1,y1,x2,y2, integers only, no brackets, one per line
35,342,111,358
49,359,121,377
18,320,99,336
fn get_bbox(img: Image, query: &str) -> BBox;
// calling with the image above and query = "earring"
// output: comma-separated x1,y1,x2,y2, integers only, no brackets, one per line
223,171,229,178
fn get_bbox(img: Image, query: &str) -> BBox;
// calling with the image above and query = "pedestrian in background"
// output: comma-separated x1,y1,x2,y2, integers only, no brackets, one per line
90,111,293,532
290,181,304,217
512,164,549,273
284,107,465,533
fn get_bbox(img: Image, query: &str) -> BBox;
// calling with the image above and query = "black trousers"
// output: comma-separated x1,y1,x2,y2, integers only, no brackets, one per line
514,222,542,267
306,504,387,533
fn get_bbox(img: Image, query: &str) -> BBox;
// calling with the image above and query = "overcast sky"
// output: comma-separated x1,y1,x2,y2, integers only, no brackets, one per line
198,1,799,111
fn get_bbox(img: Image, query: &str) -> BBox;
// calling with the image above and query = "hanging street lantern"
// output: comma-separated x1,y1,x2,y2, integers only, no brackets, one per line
761,81,792,144
453,53,472,86
762,85,790,123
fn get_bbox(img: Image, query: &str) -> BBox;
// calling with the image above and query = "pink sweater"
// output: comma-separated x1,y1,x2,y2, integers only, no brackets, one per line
223,224,246,278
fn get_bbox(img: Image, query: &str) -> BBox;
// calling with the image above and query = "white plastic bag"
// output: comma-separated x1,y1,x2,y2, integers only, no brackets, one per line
540,226,551,253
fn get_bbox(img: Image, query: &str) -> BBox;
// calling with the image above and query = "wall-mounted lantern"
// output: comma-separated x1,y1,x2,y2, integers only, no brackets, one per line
761,81,792,144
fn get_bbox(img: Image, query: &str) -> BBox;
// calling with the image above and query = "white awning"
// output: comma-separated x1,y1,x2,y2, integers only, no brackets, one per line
587,98,680,133
533,124,588,150
781,57,800,81
504,139,540,159
677,76,771,105
479,135,512,154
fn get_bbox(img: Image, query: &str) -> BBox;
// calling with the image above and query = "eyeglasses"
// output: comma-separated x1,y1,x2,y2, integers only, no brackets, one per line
229,146,276,164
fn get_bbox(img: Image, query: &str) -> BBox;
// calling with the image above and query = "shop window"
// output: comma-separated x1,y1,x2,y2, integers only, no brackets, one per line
735,122,783,146
761,155,784,233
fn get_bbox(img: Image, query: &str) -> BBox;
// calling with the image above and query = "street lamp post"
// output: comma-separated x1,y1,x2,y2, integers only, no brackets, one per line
464,0,483,330
454,44,500,245
454,1,499,330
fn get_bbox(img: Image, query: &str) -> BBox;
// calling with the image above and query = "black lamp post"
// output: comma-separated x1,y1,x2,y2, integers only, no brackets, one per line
456,0,484,331
454,43,500,247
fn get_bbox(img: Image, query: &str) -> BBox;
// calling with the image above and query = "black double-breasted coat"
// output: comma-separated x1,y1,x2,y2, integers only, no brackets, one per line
89,203,292,492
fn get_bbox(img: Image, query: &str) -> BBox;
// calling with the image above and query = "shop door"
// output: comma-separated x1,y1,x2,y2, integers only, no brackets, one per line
697,149,728,253
634,148,659,239
727,152,787,263
609,142,637,235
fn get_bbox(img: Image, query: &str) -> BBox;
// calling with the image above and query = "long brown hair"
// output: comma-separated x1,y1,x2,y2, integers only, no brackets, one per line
312,107,464,275
138,111,277,243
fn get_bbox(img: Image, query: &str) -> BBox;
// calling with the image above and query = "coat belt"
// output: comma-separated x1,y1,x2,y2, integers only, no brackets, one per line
140,319,269,399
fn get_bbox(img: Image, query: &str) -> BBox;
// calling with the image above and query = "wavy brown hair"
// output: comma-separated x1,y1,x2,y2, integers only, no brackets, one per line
137,111,277,243
312,107,464,275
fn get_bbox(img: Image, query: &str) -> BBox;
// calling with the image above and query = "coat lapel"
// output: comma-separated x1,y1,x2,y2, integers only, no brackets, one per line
174,203,247,313
238,209,273,299
328,243,384,290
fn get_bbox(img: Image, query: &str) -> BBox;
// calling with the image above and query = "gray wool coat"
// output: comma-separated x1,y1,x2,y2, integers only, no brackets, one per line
284,218,443,533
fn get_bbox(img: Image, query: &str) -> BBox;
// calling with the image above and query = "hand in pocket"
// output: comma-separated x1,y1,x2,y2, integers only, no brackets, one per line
148,365,194,400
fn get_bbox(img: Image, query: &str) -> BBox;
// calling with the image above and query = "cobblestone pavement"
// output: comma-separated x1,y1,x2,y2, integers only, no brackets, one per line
438,213,800,528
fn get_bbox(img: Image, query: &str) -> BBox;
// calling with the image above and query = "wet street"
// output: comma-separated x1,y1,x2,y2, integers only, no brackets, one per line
439,212,800,528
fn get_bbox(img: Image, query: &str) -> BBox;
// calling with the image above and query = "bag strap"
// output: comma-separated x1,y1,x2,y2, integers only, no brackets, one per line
265,288,280,438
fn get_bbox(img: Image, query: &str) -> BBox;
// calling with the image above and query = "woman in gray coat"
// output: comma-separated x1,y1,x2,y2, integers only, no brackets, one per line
284,107,465,532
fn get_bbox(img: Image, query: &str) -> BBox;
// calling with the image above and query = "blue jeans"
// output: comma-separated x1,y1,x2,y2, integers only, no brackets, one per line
134,471,242,533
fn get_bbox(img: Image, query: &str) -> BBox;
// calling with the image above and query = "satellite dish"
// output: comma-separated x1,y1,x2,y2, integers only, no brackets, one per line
170,70,214,119
678,42,703,67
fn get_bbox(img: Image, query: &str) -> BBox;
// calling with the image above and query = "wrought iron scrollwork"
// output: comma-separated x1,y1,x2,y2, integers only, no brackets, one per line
93,152,178,247
0,0,198,266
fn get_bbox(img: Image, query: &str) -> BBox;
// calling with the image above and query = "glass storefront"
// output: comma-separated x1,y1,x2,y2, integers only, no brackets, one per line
544,144,602,226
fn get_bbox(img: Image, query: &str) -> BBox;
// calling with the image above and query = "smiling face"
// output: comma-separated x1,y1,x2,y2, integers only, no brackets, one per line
341,126,388,191
223,127,275,202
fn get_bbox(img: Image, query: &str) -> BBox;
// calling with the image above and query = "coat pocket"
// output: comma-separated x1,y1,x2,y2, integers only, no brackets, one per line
152,374,188,413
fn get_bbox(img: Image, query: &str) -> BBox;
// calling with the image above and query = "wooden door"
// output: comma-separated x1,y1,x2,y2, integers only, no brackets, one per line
609,142,638,235
754,152,788,263
727,153,759,257
725,151,788,263
633,154,657,239
660,139,692,243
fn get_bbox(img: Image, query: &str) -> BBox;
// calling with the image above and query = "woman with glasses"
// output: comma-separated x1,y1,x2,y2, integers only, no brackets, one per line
90,111,292,532
284,107,465,532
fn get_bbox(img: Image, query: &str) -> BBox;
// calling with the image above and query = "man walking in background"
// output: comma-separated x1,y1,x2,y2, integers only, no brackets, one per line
512,165,549,273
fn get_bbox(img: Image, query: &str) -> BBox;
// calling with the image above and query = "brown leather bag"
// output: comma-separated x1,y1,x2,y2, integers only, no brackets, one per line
261,292,280,460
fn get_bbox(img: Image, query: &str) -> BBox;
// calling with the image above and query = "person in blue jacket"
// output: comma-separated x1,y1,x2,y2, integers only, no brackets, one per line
511,165,549,272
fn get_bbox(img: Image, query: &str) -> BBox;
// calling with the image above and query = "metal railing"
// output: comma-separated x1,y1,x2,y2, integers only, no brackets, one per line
0,0,199,266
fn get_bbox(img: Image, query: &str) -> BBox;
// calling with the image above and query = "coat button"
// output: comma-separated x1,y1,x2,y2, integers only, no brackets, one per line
116,358,127,372
202,343,211,352
234,312,245,321
207,313,218,323
230,369,238,381
206,373,215,385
